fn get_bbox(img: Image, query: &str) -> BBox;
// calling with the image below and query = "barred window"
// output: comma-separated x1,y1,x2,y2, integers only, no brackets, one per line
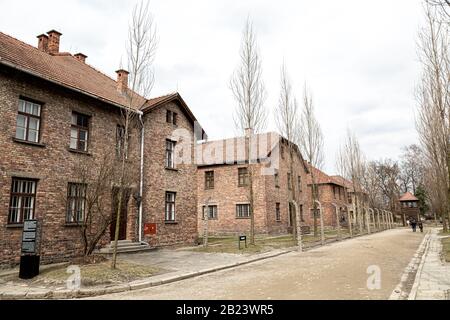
236,204,251,218
238,168,249,187
66,183,86,223
8,178,37,224
276,203,281,221
274,172,280,188
16,99,41,143
165,192,176,221
166,140,176,169
202,205,218,220
205,171,215,189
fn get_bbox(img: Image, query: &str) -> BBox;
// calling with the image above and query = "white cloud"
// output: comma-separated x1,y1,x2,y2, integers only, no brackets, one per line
0,0,424,173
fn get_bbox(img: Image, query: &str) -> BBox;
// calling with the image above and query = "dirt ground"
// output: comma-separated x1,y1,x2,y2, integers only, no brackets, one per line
92,228,425,300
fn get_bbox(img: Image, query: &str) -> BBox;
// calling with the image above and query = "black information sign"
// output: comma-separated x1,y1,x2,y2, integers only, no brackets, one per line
238,235,248,250
21,220,38,254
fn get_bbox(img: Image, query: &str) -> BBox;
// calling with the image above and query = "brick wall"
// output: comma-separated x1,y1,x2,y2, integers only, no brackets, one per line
197,139,310,237
0,66,134,267
141,101,198,247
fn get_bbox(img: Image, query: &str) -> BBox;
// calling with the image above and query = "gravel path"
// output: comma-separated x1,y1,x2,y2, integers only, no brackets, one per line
93,228,425,300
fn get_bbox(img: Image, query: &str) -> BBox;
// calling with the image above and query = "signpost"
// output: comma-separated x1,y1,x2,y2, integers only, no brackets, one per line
238,235,247,250
19,220,40,279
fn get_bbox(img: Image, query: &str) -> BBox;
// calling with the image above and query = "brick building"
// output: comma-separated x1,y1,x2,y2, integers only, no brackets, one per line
306,167,350,228
0,30,204,267
399,192,420,223
196,133,310,236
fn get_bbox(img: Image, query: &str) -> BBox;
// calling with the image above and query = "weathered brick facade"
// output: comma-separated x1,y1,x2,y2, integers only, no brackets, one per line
0,30,202,267
306,168,350,229
0,66,128,267
196,134,310,236
141,99,199,247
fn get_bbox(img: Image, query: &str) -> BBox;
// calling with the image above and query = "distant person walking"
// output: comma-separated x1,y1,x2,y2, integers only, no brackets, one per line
411,219,417,232
418,221,424,233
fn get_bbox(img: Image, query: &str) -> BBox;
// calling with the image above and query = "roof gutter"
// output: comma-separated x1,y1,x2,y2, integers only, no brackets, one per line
0,58,143,115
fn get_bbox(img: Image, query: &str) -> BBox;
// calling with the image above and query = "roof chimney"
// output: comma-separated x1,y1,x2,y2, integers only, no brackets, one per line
47,30,62,54
74,53,87,63
116,69,129,92
37,34,49,52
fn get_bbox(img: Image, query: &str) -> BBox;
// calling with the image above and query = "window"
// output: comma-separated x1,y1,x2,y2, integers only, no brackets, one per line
66,183,86,223
166,110,177,125
333,186,337,199
280,145,285,159
205,171,215,189
274,172,280,188
276,203,281,221
287,173,292,190
298,176,302,192
173,113,178,125
8,178,37,224
166,140,176,168
236,204,251,218
115,125,127,159
15,99,41,143
238,168,249,187
70,112,89,152
165,192,176,221
300,205,304,222
202,205,218,220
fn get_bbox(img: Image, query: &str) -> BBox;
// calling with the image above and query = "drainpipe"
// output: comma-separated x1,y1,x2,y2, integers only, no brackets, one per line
138,112,145,243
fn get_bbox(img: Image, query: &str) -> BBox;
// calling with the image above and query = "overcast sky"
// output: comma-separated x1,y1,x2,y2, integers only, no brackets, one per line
0,0,425,173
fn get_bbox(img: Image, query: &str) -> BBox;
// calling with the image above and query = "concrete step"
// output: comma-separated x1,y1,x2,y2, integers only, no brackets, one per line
98,242,153,255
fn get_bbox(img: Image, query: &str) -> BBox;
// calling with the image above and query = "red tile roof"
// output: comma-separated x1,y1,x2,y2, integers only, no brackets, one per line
306,166,346,187
0,31,146,110
399,192,418,202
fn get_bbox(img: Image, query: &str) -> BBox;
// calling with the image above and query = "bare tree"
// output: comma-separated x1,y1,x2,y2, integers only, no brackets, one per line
416,2,450,232
230,17,267,245
111,0,157,269
298,84,325,241
275,62,302,249
231,18,267,135
399,144,425,194
65,151,116,258
338,130,367,234
427,0,450,18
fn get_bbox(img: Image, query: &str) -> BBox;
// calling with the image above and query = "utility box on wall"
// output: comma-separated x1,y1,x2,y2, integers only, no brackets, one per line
19,220,40,279
144,223,157,236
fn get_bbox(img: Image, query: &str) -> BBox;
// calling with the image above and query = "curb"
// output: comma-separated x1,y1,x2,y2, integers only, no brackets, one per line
389,230,431,300
407,230,433,300
0,249,292,300
0,227,398,300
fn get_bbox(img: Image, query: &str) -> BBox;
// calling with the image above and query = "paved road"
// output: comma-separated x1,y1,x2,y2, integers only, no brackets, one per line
94,228,425,300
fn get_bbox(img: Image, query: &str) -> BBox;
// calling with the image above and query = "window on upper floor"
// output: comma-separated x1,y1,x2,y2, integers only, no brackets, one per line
70,112,89,152
166,139,176,169
15,99,41,143
205,171,215,189
165,192,176,222
115,125,128,159
298,176,302,192
8,178,37,224
166,110,178,125
238,168,249,187
274,171,280,188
